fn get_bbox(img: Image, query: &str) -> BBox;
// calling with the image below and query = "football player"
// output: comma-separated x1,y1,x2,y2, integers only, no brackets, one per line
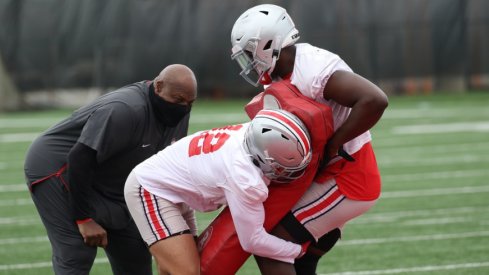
124,109,313,275
230,4,389,274
228,4,388,274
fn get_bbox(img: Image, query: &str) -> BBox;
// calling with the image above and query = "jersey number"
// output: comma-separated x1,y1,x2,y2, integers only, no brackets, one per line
188,125,242,157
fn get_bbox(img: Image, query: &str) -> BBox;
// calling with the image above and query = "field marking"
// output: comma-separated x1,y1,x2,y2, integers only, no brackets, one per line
0,216,39,225
338,230,489,246
0,198,33,207
321,261,489,275
375,141,489,154
354,206,489,224
0,184,28,192
0,132,39,143
0,113,247,128
1,231,488,271
0,236,47,245
401,216,473,226
381,169,489,182
378,154,489,168
381,185,489,198
392,121,489,134
382,108,489,119
0,257,109,271
0,114,248,143
0,118,61,128
3,170,489,191
3,230,487,247
2,181,489,199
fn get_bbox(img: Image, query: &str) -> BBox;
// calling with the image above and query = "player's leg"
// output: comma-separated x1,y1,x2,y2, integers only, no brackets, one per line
255,227,335,275
124,171,199,275
150,233,200,275
292,227,341,274
28,176,97,275
255,179,376,274
104,222,153,275
89,192,153,275
288,179,376,274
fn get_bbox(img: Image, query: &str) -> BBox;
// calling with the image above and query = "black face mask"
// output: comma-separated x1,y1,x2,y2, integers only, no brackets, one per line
149,84,191,127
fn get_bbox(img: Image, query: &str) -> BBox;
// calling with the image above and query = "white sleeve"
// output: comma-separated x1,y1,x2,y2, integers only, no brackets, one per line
224,189,301,263
291,45,353,101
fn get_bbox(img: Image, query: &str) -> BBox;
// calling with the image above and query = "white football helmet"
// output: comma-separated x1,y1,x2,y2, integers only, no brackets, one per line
231,4,300,86
245,109,312,183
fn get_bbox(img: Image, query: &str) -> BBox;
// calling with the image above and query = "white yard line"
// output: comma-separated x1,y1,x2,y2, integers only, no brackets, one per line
338,231,489,246
4,230,488,247
0,258,109,271
392,121,489,134
1,232,488,270
378,154,489,168
0,118,60,128
401,216,473,226
0,236,47,245
381,169,489,182
383,108,489,119
0,184,28,192
0,132,40,143
0,198,33,207
354,206,489,224
320,261,489,275
2,179,489,197
375,141,489,154
0,114,248,143
0,113,248,128
381,185,489,198
0,216,39,225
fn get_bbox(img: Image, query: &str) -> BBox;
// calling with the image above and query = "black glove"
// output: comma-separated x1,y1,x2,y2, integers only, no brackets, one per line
317,145,355,176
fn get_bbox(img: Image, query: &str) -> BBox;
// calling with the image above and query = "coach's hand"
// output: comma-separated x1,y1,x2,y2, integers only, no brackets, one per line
78,219,108,248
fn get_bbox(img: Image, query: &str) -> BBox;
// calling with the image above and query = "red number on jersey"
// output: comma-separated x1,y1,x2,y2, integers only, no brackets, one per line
188,125,243,157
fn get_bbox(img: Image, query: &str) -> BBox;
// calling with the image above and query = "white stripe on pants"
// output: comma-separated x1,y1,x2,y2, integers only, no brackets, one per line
124,171,196,246
291,178,377,240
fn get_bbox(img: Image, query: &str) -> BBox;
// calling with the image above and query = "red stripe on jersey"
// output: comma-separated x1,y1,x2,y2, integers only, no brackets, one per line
295,189,343,223
143,189,166,239
258,110,310,154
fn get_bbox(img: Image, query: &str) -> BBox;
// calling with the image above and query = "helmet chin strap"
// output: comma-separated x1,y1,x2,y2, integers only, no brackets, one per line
260,47,280,85
260,73,273,85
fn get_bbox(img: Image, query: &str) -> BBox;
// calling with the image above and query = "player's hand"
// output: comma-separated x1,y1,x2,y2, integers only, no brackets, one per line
77,219,108,248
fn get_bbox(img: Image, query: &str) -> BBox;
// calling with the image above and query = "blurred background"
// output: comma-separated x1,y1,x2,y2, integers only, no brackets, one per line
1,1,489,274
1,0,488,110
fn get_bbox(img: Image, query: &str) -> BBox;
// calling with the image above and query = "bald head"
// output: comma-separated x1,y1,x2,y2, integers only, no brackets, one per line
154,64,197,106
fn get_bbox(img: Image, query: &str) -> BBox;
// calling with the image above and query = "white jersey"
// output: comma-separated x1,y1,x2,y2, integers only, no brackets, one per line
133,123,301,263
289,43,371,155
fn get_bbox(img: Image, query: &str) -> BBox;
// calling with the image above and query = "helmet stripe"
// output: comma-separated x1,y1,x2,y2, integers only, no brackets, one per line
257,110,310,154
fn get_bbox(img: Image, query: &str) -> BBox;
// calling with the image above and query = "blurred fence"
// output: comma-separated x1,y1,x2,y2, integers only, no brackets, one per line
0,0,488,103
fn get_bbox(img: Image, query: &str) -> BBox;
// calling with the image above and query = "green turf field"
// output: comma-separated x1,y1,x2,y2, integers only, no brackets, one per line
1,92,489,274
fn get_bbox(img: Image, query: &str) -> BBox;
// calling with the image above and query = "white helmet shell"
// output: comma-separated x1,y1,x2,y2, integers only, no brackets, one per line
245,109,311,183
231,4,299,86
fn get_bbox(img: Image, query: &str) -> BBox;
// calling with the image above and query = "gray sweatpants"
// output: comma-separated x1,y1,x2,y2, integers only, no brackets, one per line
27,170,152,275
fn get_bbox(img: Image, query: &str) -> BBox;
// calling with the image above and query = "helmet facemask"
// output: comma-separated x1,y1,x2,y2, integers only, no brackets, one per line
231,37,281,87
231,4,300,87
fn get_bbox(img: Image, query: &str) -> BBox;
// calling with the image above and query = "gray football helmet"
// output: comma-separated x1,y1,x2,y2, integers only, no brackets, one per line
245,109,312,183
231,4,300,86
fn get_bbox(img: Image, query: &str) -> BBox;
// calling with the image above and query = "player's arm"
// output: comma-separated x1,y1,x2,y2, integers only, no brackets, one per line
70,102,136,247
68,143,107,248
224,190,305,264
322,70,388,159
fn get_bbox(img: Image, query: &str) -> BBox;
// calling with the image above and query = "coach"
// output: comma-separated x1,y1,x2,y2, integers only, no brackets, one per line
24,64,197,275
